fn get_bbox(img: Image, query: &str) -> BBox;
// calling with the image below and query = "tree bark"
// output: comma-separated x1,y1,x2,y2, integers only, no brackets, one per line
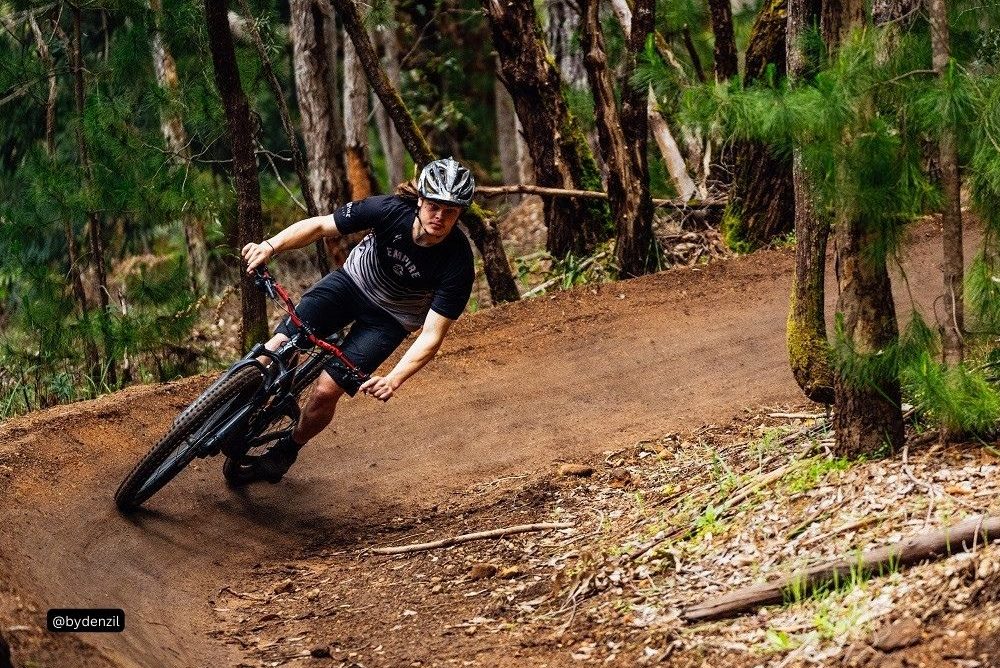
205,0,267,352
581,0,655,277
729,0,794,248
547,0,587,90
289,0,347,270
930,0,964,367
332,0,520,303
481,0,610,259
786,0,834,405
708,0,739,80
72,3,116,385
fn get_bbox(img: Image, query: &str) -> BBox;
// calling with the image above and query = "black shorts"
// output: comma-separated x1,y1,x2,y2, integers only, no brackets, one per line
275,270,409,396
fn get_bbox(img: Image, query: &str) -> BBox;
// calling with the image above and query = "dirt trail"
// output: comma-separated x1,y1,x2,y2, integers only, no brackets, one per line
0,223,965,667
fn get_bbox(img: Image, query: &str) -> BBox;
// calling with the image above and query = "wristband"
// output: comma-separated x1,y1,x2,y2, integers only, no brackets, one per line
263,240,275,254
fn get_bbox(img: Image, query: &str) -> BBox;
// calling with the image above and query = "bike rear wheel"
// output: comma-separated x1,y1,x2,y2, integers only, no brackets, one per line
114,366,265,512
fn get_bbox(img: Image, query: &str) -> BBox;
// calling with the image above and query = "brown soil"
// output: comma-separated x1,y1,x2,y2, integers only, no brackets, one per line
0,220,983,667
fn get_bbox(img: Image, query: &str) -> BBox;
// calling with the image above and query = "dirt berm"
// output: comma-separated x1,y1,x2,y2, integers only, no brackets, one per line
0,221,969,667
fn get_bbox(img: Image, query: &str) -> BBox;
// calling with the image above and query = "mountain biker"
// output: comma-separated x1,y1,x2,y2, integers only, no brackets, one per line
240,157,475,482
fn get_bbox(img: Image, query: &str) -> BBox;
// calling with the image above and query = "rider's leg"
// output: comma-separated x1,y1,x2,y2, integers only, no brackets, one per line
255,371,345,483
291,371,346,445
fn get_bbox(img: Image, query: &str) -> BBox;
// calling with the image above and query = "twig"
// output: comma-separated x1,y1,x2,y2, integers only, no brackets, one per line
768,412,825,419
370,522,574,555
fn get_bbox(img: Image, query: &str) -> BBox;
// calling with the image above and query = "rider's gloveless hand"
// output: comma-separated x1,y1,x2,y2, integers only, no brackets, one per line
359,375,399,402
241,241,275,273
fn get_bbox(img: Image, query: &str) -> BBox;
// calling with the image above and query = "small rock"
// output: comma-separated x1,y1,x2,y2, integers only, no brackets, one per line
464,625,477,636
306,588,321,601
872,617,923,652
273,579,295,595
841,642,880,668
431,584,443,594
468,563,498,580
310,644,332,658
558,463,594,477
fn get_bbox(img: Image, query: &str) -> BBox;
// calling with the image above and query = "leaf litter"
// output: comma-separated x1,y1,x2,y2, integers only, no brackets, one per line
211,406,1000,667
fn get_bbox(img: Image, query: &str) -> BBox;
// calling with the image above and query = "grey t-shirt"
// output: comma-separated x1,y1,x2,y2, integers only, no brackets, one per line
333,195,474,332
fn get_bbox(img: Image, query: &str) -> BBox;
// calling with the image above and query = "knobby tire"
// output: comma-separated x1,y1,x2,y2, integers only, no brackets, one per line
114,366,264,512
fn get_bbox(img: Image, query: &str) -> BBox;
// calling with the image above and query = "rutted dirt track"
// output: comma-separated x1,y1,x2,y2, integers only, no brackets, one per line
0,223,967,667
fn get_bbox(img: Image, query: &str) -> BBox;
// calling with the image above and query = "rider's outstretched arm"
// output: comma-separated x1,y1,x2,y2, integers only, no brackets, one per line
359,310,454,401
242,214,341,272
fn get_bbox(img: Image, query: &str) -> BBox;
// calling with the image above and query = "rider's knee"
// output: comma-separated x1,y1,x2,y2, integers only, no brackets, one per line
310,372,347,405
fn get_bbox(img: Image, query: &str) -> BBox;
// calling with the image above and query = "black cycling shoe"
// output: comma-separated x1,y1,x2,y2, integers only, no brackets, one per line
254,437,302,483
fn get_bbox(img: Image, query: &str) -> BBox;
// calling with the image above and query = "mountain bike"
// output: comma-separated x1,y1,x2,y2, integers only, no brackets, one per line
114,267,369,513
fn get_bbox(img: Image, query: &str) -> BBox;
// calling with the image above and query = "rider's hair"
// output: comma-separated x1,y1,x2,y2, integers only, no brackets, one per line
394,180,420,202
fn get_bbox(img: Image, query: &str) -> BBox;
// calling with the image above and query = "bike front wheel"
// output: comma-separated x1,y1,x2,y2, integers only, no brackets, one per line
114,366,265,512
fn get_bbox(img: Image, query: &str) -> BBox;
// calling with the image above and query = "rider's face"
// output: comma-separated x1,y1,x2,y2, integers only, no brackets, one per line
416,198,463,240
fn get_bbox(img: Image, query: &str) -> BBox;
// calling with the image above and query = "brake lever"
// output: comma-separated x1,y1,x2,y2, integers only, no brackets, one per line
253,267,278,299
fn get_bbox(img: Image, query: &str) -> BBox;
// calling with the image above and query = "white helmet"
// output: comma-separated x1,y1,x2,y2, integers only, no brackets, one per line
417,157,475,207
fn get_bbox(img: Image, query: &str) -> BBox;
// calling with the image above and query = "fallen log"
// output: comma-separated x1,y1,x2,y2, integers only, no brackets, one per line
370,522,574,556
683,514,1000,623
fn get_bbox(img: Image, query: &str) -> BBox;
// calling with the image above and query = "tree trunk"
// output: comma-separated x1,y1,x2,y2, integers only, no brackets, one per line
581,0,655,277
333,0,520,303
786,0,834,405
610,0,697,201
289,0,347,270
495,78,524,204
33,12,98,370
930,0,964,367
481,0,610,259
708,0,738,80
205,0,267,351
239,0,334,277
828,0,903,457
729,0,794,248
372,23,406,188
547,0,587,90
28,13,57,154
344,36,379,201
72,4,116,385
148,0,211,294
833,217,905,456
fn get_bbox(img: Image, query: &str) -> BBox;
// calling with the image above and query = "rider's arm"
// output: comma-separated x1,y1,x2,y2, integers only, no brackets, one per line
359,310,455,401
242,215,340,272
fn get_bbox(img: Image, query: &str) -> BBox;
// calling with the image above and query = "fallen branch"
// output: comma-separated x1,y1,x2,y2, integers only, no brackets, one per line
475,184,726,210
682,514,1000,623
370,522,574,555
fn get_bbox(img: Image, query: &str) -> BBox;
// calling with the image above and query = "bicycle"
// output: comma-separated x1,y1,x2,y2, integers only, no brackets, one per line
114,267,370,513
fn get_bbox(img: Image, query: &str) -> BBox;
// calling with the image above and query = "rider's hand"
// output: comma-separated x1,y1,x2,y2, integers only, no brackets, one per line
359,375,399,402
241,240,275,274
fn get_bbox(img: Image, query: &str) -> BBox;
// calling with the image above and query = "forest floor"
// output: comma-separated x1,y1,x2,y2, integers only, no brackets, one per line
1,218,998,668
